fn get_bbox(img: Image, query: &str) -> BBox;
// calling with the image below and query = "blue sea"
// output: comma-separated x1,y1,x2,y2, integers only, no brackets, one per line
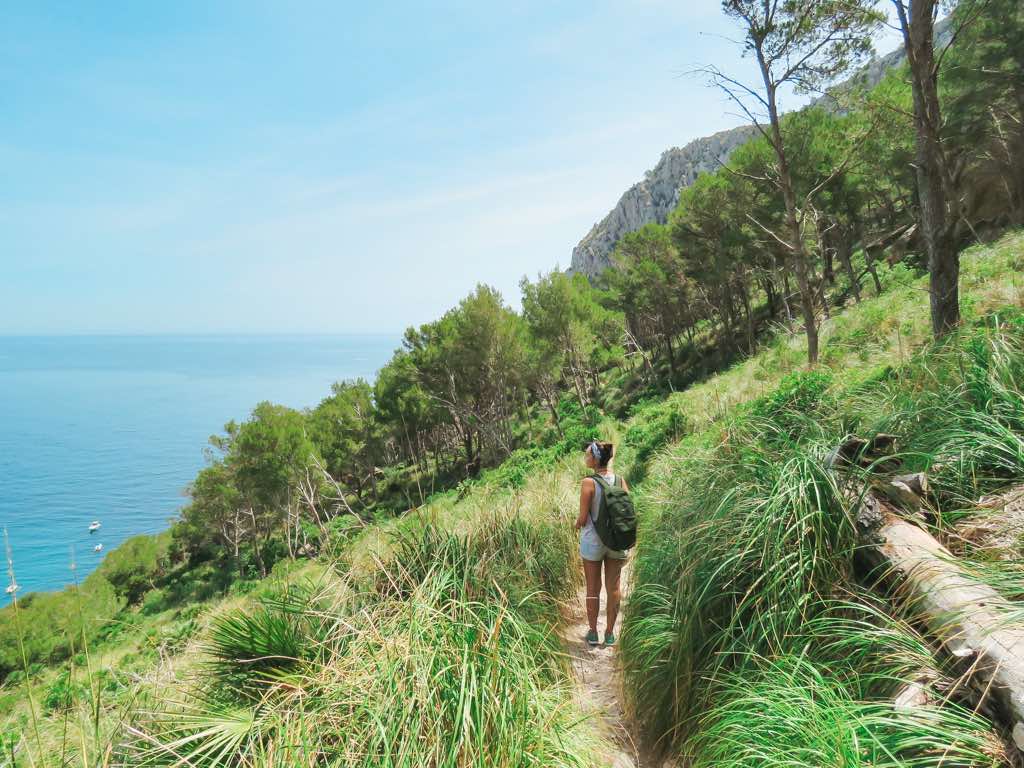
0,335,400,597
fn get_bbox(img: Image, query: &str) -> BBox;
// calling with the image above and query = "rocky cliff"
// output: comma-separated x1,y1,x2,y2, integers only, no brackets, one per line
569,125,758,276
568,24,951,277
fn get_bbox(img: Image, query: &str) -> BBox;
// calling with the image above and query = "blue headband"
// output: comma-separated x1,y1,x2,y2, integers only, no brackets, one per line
589,442,603,462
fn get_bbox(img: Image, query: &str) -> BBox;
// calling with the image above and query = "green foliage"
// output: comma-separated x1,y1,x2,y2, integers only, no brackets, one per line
721,1,882,93
747,369,833,439
607,223,699,380
403,284,532,473
622,409,856,747
622,308,1024,761
94,532,171,604
42,668,83,713
622,400,689,479
233,401,320,518
205,588,333,686
474,396,602,490
139,588,168,616
309,379,381,503
0,577,124,681
942,0,1024,225
175,401,321,578
520,269,624,407
868,323,1024,506
690,655,996,768
130,512,596,767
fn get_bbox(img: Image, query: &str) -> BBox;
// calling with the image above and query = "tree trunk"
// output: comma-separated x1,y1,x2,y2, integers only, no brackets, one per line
570,365,588,411
1007,86,1024,225
464,431,474,476
761,274,779,318
857,492,1024,751
781,267,795,324
864,248,884,296
664,334,678,379
897,0,960,338
813,258,832,321
249,509,267,579
821,227,836,286
758,56,818,364
542,384,564,439
791,236,820,365
739,280,754,353
838,234,861,303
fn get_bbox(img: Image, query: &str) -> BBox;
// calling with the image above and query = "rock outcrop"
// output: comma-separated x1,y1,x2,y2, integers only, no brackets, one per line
569,126,758,277
568,22,953,277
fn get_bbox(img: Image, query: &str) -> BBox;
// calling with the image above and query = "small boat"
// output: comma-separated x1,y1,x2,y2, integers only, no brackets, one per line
88,521,102,533
5,584,18,595
94,544,103,553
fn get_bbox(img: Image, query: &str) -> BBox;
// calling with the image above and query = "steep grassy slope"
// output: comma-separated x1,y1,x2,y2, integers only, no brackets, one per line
620,230,1024,765
4,231,1023,767
3,453,628,766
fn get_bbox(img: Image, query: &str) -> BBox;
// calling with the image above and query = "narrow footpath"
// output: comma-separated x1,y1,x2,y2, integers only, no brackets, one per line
561,568,646,768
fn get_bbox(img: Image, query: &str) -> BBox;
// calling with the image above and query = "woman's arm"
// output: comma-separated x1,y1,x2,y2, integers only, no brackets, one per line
576,478,595,529
621,476,630,492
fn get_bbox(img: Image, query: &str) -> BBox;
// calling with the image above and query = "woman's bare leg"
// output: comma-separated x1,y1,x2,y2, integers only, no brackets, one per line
582,558,603,632
603,557,624,635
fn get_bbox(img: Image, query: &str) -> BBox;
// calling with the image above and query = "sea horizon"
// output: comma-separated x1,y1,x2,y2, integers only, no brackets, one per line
0,331,404,339
1,333,401,597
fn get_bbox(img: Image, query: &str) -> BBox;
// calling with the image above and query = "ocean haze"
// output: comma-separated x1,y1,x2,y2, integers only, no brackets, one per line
0,334,399,596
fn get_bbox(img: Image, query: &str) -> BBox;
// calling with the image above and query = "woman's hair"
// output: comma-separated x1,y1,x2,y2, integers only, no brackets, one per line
584,441,615,468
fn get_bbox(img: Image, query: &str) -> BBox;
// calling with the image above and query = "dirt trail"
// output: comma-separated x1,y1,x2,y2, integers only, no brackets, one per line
561,567,646,768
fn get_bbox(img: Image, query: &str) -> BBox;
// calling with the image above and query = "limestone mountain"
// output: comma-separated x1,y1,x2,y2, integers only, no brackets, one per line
569,126,758,277
568,24,952,277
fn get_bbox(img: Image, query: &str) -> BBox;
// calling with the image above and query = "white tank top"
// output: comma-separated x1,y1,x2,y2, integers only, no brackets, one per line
586,473,615,532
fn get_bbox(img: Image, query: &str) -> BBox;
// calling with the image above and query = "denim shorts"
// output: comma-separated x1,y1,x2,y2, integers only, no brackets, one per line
580,525,628,562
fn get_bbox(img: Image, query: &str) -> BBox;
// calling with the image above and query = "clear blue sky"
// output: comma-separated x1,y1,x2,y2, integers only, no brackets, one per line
1,2,902,335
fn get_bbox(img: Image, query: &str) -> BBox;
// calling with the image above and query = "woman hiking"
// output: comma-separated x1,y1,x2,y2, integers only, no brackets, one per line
576,440,629,647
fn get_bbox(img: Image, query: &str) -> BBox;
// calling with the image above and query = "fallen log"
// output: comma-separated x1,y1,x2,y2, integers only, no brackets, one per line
893,472,930,499
857,490,1024,750
827,433,901,470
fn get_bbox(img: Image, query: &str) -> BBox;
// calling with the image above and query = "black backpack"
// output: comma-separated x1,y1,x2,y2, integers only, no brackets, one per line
590,474,637,551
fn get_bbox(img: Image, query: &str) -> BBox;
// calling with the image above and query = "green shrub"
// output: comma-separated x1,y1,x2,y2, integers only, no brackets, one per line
0,578,124,681
749,369,832,421
690,655,996,768
132,513,595,766
624,399,689,480
94,532,171,604
42,668,82,713
140,588,168,616
622,317,1024,757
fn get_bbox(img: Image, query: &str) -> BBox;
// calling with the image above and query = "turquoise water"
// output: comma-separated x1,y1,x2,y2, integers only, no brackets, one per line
0,335,400,597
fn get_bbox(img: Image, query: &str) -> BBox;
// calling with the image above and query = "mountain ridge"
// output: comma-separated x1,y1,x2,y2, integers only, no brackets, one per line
568,26,949,277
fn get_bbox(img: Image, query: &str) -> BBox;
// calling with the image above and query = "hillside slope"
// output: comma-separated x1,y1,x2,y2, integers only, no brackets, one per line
4,228,1021,767
619,230,1024,765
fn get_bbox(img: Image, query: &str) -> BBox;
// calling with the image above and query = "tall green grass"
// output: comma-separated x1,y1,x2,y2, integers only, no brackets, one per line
622,319,1024,764
689,655,1001,768
124,498,598,767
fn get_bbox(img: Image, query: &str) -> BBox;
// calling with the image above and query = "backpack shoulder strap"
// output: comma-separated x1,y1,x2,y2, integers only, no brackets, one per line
591,474,624,490
588,474,608,526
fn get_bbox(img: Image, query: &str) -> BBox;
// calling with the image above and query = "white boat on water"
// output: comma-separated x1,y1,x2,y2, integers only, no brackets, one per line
5,584,18,595
89,521,102,532
94,544,103,552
